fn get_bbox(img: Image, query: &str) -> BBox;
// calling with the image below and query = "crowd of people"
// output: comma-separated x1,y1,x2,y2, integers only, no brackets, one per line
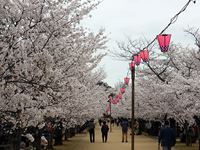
87,118,136,143
87,118,188,150
1,117,198,150
19,121,62,150
89,118,200,150
0,120,79,150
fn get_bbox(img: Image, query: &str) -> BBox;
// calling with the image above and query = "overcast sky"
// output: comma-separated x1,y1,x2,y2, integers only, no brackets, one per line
83,0,200,87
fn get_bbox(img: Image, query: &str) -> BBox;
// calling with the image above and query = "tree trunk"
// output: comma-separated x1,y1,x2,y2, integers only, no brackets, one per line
198,126,200,150
35,128,42,150
47,132,54,150
15,128,21,150
184,122,190,146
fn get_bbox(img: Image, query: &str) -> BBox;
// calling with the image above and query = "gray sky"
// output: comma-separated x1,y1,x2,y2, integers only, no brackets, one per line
83,0,200,87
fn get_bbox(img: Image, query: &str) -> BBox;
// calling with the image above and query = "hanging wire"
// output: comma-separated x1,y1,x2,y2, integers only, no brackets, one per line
126,69,130,77
145,0,196,49
125,0,196,78
106,0,196,111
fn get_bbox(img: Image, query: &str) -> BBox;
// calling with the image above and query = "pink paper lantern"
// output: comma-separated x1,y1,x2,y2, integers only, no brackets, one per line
129,61,135,70
106,106,110,112
113,99,118,104
117,94,122,99
109,96,113,101
134,55,141,66
124,77,130,85
140,49,149,62
110,98,116,104
157,34,171,52
120,88,125,94
110,99,114,104
115,98,120,103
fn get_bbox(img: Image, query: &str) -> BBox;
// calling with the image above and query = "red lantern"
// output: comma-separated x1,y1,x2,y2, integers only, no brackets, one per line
113,101,118,104
120,88,125,94
124,77,130,85
116,94,122,99
129,61,134,70
157,34,171,52
112,97,119,104
134,55,141,66
111,100,115,104
109,96,113,101
106,106,110,112
114,98,119,103
140,49,149,62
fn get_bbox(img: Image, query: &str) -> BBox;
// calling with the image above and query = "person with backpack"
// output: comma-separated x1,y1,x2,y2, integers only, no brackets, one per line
120,118,129,142
101,121,109,143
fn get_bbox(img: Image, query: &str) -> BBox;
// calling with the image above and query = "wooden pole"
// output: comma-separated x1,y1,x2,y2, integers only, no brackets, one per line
198,126,200,150
110,99,112,132
131,67,135,150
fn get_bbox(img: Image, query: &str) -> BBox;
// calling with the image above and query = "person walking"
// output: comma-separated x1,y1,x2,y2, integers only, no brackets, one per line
98,118,102,126
101,121,109,143
158,120,176,150
88,119,95,143
121,118,129,143
134,120,140,135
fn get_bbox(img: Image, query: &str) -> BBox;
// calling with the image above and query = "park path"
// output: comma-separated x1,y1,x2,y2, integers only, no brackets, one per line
54,124,165,150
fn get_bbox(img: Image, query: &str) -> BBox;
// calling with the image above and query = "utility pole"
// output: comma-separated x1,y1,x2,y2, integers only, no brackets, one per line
131,67,135,150
108,93,113,132
109,99,112,132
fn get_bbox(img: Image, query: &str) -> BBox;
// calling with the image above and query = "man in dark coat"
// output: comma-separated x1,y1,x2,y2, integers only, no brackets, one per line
101,121,109,143
158,121,176,150
88,119,95,143
121,118,129,142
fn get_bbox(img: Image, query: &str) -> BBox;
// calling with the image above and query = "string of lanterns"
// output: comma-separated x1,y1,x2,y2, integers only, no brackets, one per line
104,0,196,114
105,34,171,113
105,76,130,113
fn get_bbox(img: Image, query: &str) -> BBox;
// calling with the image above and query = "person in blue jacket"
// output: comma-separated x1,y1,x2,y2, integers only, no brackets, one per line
120,118,129,142
158,120,176,150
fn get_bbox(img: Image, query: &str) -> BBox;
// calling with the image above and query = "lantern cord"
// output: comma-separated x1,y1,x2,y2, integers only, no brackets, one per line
126,69,130,77
145,0,195,49
123,0,195,84
106,0,195,111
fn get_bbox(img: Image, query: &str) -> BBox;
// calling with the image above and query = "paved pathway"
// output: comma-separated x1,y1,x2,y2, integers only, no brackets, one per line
54,125,164,150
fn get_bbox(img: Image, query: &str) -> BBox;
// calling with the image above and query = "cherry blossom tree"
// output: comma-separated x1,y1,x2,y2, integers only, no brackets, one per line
0,0,108,130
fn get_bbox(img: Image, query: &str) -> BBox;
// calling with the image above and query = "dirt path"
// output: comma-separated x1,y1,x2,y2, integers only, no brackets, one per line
55,125,161,150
